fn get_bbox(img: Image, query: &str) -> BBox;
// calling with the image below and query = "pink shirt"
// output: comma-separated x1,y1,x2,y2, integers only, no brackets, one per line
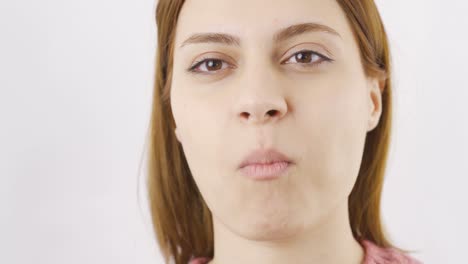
188,239,423,264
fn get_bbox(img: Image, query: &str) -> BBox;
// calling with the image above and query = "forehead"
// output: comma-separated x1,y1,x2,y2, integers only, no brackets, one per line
174,0,353,46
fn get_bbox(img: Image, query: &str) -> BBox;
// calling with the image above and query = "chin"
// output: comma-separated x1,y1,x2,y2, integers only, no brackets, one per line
235,212,308,242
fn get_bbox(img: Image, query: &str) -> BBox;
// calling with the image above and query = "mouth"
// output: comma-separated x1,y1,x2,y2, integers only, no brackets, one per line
239,161,292,180
238,148,294,181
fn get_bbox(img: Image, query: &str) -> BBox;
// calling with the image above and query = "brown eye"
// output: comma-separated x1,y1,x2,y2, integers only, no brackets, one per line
296,52,315,63
283,50,331,66
190,58,229,73
205,59,222,71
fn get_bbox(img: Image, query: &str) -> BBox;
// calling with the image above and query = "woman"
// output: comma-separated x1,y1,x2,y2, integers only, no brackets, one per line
147,0,422,263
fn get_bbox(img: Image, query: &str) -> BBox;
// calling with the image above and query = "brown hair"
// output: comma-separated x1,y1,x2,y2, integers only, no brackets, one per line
145,1,403,263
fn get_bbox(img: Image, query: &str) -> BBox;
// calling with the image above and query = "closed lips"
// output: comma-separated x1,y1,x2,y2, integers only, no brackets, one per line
238,148,293,169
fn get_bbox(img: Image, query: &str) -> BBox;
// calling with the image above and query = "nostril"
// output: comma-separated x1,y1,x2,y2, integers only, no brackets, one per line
267,109,278,117
241,112,250,119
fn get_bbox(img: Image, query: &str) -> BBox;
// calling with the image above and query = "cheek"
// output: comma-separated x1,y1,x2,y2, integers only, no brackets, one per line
294,75,368,194
170,78,227,190
171,73,220,143
332,84,368,192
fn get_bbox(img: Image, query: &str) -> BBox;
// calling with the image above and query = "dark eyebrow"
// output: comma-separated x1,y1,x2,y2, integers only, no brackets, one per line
179,22,341,48
274,22,342,42
180,32,241,48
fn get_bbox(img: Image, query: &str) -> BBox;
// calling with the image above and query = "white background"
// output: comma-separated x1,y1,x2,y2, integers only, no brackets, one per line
1,0,466,263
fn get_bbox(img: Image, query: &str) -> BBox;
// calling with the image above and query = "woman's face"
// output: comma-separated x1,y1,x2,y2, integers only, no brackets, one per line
170,0,382,240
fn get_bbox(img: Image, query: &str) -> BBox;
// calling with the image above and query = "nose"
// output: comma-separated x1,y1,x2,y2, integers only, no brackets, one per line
234,67,288,125
237,100,288,124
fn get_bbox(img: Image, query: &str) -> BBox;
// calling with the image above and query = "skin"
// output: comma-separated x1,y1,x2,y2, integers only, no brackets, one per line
170,0,384,263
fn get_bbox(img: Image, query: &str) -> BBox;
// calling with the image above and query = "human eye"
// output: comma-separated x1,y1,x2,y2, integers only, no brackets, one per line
281,49,333,68
186,56,234,75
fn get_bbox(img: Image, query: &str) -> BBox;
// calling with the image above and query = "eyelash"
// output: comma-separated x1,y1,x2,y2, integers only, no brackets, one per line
186,50,333,74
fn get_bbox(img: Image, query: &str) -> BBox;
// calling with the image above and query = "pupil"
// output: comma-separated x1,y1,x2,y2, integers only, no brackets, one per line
297,52,311,63
207,60,221,70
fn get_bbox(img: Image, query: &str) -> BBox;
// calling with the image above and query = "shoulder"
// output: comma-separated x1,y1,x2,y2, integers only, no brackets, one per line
360,239,423,264
188,257,211,264
188,240,423,264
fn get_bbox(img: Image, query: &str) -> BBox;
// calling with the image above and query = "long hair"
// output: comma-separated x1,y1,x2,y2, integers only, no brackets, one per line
147,1,397,263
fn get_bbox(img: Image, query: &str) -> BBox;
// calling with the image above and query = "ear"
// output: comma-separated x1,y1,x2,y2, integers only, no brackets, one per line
367,77,385,132
175,127,182,143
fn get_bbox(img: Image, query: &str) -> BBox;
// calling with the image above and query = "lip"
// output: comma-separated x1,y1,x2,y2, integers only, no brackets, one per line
238,148,293,180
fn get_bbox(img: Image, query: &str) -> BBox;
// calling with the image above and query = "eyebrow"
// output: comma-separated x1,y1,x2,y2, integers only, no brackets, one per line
179,22,341,48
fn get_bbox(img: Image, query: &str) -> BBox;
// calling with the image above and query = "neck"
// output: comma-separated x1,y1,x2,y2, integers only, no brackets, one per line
208,200,364,264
